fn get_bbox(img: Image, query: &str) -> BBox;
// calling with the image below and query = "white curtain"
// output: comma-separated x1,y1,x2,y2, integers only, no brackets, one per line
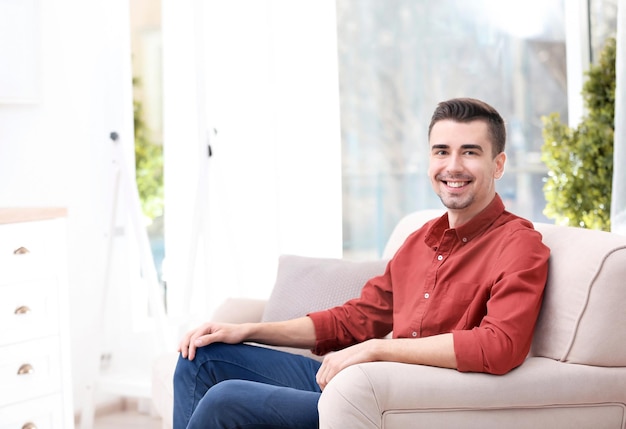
161,0,343,324
611,2,626,235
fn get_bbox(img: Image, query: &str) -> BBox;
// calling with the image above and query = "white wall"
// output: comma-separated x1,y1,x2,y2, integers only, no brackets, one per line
162,0,343,325
0,0,137,414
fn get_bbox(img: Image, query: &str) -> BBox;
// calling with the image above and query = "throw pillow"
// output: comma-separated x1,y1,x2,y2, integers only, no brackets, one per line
261,254,389,323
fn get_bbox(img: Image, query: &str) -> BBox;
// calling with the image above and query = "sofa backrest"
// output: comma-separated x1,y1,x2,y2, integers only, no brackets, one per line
383,209,445,258
386,211,626,367
530,223,626,366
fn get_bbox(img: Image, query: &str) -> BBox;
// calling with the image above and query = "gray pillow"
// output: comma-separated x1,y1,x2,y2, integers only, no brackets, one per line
262,254,389,323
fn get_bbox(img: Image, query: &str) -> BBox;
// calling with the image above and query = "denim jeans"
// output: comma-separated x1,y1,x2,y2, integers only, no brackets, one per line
173,343,323,429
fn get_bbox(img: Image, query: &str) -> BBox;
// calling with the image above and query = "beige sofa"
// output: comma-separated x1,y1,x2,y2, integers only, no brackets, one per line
152,210,626,429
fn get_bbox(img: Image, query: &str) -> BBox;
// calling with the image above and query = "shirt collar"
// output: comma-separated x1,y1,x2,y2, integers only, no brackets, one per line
425,194,506,247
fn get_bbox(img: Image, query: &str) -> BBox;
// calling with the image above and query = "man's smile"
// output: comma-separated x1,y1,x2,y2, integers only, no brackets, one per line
445,180,470,188
436,174,473,189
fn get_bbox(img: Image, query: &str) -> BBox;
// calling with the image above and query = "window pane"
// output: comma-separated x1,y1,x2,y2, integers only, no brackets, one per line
589,0,618,62
336,0,567,259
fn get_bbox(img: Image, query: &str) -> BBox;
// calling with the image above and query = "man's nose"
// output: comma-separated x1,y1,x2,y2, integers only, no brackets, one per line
446,153,463,173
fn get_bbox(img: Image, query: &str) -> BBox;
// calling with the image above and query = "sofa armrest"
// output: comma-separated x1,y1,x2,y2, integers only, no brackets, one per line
152,352,179,429
210,297,267,324
318,357,626,429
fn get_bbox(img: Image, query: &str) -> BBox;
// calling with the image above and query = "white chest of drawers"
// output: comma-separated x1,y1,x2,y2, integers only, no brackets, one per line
0,208,74,429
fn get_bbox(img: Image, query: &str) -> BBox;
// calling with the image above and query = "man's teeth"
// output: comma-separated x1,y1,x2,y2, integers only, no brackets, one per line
447,181,466,188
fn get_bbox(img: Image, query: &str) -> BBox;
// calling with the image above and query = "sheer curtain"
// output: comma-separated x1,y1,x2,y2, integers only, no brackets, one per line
611,2,626,234
161,1,342,323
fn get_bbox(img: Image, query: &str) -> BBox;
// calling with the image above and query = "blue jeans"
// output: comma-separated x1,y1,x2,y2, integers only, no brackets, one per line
173,343,323,429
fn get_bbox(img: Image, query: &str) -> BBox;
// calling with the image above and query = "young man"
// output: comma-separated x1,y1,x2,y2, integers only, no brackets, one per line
173,98,550,429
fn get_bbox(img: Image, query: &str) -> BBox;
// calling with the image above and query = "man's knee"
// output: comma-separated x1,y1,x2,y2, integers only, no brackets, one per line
187,380,257,428
173,343,230,381
173,352,190,378
203,379,250,409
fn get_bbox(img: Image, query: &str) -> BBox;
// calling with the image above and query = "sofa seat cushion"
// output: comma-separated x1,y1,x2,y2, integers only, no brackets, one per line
531,224,626,366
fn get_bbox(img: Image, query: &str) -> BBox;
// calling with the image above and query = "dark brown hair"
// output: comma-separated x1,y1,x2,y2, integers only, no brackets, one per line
428,98,506,156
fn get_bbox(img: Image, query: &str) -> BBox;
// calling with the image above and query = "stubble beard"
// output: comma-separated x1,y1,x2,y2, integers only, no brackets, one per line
437,191,475,210
435,174,475,210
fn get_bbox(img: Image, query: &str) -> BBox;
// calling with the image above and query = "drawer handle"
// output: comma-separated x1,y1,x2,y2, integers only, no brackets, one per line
17,363,35,375
15,305,32,315
13,246,31,255
22,423,38,429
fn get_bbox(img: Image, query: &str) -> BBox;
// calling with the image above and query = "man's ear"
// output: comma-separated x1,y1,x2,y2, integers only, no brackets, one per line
494,152,506,180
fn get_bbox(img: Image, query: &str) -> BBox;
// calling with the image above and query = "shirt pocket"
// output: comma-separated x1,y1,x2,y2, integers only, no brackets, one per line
429,281,487,332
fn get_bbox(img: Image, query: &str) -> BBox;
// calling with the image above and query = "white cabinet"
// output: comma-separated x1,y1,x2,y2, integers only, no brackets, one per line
0,209,74,429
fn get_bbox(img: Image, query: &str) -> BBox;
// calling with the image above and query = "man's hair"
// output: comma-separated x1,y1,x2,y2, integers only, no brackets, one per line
428,98,506,156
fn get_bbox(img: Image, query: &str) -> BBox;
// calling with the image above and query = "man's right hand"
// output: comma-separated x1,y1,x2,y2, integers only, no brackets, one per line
178,322,251,360
177,316,317,361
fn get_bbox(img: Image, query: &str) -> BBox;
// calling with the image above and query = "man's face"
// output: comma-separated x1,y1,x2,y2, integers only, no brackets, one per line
428,119,506,225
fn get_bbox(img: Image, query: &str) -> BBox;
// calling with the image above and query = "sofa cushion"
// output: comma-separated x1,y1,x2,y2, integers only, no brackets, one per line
531,223,626,366
262,254,388,323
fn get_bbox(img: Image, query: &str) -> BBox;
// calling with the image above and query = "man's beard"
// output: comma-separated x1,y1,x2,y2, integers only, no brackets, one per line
437,192,475,210
434,173,475,210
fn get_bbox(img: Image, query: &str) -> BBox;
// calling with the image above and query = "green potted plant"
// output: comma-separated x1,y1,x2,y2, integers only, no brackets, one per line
541,37,616,231
133,77,164,220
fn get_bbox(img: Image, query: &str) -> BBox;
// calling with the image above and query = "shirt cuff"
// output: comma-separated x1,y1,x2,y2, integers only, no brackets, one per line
452,329,484,372
307,310,337,355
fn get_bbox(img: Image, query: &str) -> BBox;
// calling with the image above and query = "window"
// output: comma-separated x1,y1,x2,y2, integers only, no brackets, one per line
336,0,568,258
589,0,618,61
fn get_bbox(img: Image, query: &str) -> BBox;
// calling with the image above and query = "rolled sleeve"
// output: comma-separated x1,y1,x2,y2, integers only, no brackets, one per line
307,310,339,356
453,329,486,372
307,272,395,356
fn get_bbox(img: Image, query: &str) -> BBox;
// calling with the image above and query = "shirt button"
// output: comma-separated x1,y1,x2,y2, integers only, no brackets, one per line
437,255,443,261
411,331,418,337
424,293,430,299
462,237,468,243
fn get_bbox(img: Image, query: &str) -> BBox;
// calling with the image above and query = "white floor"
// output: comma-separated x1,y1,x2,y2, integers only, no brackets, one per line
86,399,163,429
93,409,162,429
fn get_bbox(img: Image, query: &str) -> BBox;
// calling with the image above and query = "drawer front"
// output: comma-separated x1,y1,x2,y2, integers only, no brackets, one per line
0,220,59,284
0,394,64,429
0,280,59,347
0,337,62,406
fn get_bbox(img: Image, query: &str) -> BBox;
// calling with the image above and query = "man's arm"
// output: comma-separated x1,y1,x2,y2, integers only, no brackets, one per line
179,316,317,360
452,227,549,374
316,333,457,390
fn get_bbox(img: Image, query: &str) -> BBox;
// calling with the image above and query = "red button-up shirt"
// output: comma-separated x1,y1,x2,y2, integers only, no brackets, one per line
308,195,550,375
